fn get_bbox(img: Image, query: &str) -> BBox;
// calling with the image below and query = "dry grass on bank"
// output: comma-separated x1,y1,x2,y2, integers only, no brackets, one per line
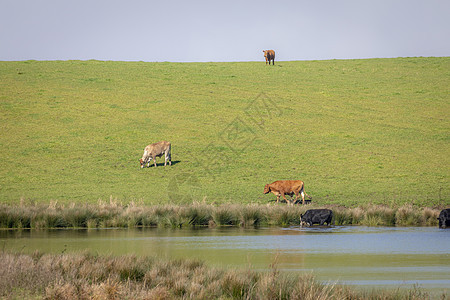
0,251,438,300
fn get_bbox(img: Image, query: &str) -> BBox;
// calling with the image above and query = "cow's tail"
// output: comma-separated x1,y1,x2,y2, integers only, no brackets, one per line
301,184,312,200
168,144,172,162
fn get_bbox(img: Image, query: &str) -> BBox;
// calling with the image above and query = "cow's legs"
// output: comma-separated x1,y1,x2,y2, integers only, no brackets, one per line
290,194,296,205
301,191,305,205
293,191,300,205
276,195,280,203
164,151,172,166
281,192,291,205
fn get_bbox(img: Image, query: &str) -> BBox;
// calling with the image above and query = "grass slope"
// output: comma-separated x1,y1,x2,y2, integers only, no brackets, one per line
0,58,448,206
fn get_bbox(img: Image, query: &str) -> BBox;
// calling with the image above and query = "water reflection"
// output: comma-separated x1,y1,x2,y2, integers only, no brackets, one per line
1,226,449,293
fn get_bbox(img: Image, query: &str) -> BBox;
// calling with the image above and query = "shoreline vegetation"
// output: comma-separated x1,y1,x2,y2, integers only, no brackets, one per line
0,251,442,300
0,201,444,229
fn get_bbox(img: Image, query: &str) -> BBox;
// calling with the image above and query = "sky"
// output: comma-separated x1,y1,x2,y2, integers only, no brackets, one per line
0,0,449,62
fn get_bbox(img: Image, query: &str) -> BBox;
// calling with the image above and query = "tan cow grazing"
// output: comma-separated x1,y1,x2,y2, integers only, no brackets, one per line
263,180,312,205
139,141,172,168
263,50,275,65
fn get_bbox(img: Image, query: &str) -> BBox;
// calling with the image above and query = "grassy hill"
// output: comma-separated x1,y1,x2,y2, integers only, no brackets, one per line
0,58,448,207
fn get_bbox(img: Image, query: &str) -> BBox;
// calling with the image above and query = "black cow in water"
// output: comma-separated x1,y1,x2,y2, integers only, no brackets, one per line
301,209,333,227
438,209,450,229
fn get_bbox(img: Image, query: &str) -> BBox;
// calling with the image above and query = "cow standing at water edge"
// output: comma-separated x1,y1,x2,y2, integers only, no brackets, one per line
140,141,172,168
263,180,312,205
438,208,450,229
263,50,275,65
301,209,333,227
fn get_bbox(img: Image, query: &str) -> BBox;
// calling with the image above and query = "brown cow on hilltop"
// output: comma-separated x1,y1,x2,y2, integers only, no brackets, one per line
264,180,312,205
263,50,275,65
139,141,172,168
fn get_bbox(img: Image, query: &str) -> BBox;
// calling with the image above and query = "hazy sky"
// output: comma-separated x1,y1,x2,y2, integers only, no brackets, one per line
1,0,449,62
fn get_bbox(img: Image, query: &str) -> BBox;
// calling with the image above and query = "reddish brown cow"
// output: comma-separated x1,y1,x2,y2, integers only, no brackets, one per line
263,50,275,65
263,180,312,205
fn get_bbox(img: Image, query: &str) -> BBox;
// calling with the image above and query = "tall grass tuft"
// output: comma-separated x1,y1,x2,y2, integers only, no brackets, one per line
361,205,396,226
421,207,440,226
183,204,213,226
240,204,266,227
396,205,422,226
267,205,305,226
332,206,355,225
212,205,240,226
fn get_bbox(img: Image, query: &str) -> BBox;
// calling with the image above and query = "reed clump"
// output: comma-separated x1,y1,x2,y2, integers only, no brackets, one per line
0,251,440,300
0,201,443,229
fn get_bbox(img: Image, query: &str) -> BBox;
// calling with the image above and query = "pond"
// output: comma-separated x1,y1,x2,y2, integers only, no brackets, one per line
1,226,449,295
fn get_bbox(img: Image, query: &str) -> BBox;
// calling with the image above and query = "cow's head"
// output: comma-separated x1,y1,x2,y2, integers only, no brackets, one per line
263,50,267,57
300,214,308,227
263,184,270,194
139,159,145,168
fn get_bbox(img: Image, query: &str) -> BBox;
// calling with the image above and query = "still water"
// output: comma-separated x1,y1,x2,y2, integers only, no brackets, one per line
1,226,449,294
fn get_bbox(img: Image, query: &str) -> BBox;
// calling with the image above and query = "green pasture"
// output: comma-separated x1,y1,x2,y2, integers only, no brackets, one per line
0,58,448,206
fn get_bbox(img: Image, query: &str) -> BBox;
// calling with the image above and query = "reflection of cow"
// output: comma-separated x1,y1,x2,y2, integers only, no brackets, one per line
263,180,311,205
139,141,172,168
263,50,275,65
301,209,333,227
438,209,450,229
